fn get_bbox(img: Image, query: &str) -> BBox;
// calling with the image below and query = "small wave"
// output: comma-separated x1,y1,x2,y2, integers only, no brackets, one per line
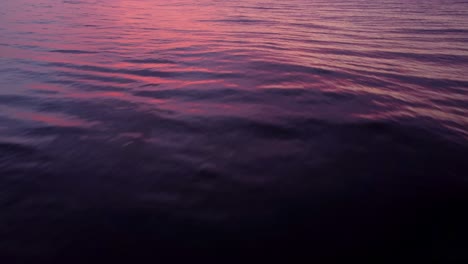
133,88,251,102
124,58,176,64
50,49,97,54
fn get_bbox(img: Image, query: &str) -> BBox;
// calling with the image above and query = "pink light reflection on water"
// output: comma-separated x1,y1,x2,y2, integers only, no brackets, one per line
0,0,467,137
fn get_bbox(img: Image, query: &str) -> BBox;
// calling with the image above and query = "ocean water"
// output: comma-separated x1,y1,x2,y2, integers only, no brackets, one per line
1,0,468,262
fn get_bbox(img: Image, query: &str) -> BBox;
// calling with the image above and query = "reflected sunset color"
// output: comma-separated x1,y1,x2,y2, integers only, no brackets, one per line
1,0,467,136
1,0,468,262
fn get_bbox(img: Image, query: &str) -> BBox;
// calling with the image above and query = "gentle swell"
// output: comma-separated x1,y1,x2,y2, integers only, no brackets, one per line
1,0,468,262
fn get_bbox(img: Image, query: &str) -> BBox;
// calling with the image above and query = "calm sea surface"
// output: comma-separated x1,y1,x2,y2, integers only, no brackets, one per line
1,0,468,262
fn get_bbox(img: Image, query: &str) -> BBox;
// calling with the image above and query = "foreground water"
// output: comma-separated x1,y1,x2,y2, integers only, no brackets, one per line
1,0,468,262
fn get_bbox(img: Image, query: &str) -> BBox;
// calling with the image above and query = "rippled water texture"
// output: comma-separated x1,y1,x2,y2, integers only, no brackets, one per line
1,0,468,262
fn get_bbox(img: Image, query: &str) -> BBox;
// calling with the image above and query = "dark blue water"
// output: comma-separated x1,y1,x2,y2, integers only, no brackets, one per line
1,0,468,262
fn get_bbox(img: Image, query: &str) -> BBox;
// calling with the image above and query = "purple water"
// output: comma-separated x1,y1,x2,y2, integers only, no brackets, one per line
1,0,467,262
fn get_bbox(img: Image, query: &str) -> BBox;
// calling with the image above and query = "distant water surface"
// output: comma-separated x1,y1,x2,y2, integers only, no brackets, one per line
1,0,468,262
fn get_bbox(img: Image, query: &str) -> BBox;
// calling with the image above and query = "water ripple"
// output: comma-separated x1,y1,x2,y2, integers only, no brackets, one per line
1,0,468,261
